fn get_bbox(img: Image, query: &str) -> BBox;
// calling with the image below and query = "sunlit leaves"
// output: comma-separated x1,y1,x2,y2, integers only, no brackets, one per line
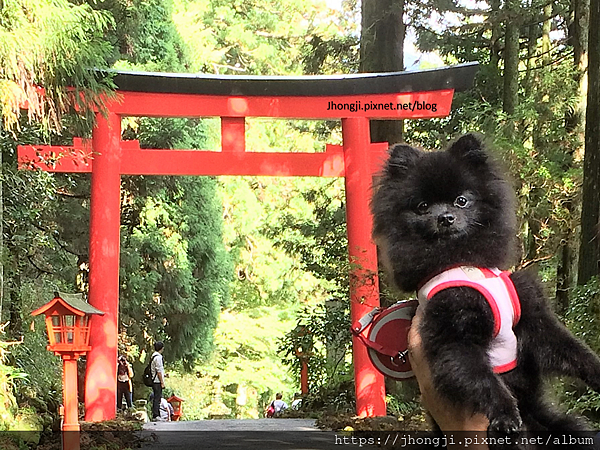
0,0,115,132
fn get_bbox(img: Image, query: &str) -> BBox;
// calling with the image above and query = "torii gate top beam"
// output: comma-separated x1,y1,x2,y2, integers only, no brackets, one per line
111,62,477,97
19,63,478,177
106,62,478,118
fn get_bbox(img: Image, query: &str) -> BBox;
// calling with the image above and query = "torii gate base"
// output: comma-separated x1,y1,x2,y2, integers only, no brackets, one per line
18,64,478,421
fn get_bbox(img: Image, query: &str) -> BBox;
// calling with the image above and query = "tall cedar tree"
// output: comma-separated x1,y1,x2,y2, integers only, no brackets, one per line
556,0,589,312
578,0,600,285
360,0,405,143
100,0,233,366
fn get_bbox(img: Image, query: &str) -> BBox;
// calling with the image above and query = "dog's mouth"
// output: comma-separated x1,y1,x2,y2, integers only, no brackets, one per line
433,223,468,239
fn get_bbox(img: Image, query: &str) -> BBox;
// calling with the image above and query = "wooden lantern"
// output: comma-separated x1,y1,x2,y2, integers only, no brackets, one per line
32,292,104,357
32,292,104,450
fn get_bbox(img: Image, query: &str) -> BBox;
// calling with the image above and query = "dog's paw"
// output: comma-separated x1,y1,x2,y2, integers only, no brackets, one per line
487,413,522,449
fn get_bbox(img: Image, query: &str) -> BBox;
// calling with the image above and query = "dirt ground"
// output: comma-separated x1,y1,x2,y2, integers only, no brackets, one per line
34,418,146,450
317,411,430,432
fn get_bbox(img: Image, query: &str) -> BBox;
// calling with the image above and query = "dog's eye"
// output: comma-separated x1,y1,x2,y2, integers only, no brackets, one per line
454,196,469,208
416,201,429,214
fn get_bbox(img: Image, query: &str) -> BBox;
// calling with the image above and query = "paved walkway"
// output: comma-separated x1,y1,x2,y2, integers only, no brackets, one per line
143,417,319,431
140,418,355,450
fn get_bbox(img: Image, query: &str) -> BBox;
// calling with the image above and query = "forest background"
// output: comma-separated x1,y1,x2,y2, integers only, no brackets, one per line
1,0,600,436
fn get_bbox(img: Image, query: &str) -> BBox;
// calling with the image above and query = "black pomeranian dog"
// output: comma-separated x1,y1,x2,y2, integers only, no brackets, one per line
371,133,600,447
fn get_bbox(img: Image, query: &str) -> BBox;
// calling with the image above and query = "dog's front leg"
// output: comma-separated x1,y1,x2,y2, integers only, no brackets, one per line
419,287,522,445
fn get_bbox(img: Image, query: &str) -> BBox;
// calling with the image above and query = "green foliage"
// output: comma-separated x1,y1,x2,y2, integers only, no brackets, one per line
0,340,20,428
385,395,420,418
405,2,583,278
174,0,352,75
94,0,187,72
0,330,53,434
5,283,63,427
262,179,345,282
0,0,364,427
1,126,84,337
222,176,340,311
551,278,600,423
120,175,232,367
300,379,356,413
565,278,600,356
167,306,295,419
278,301,353,411
0,0,115,132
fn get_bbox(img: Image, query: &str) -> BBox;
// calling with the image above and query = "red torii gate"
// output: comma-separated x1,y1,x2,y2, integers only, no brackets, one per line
18,63,477,421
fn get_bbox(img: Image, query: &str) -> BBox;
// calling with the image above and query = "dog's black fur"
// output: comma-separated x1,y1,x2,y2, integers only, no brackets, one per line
371,133,600,448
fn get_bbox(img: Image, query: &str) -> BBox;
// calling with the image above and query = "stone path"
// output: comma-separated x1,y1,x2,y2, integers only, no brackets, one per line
143,417,319,432
139,418,353,450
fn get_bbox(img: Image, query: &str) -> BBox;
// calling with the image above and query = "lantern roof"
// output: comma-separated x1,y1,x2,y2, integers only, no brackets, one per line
167,395,185,402
31,292,105,317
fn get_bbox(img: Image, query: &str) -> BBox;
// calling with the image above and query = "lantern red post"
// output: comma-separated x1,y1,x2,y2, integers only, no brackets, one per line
62,357,80,450
300,359,309,395
342,117,386,417
84,112,122,422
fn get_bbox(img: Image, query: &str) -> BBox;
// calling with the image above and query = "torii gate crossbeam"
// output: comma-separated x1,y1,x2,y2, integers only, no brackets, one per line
18,63,478,422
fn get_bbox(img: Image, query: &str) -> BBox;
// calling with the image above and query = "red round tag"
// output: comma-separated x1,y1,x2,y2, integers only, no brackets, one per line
367,300,418,380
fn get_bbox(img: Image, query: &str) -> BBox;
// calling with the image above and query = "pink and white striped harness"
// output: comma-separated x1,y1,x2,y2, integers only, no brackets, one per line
417,266,521,373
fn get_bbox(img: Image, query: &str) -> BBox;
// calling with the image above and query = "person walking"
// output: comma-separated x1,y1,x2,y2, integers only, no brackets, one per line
150,341,165,421
116,355,134,411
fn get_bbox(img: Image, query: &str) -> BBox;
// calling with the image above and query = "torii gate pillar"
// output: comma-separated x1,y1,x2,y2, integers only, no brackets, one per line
343,117,385,416
85,113,122,421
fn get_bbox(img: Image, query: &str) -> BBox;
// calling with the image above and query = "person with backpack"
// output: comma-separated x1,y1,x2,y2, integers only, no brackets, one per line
149,341,165,421
265,392,287,418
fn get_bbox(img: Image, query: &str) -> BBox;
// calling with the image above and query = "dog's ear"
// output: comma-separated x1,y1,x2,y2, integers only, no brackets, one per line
447,133,488,166
385,144,422,176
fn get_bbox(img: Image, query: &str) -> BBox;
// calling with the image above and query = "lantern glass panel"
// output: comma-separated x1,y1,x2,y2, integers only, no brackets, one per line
64,315,75,343
80,316,90,344
51,316,62,343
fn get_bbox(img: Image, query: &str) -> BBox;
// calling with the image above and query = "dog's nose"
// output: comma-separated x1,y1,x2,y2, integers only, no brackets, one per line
438,213,455,227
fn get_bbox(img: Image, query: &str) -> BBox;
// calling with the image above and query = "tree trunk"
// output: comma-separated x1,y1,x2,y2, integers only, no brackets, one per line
557,0,589,304
503,0,520,116
557,202,577,314
525,20,535,95
542,3,552,64
577,0,600,286
574,0,590,71
490,0,502,70
8,273,22,338
360,0,405,144
566,0,590,135
360,0,408,403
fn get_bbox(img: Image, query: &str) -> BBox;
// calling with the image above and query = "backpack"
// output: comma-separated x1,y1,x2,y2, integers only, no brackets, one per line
143,354,158,387
265,402,275,418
